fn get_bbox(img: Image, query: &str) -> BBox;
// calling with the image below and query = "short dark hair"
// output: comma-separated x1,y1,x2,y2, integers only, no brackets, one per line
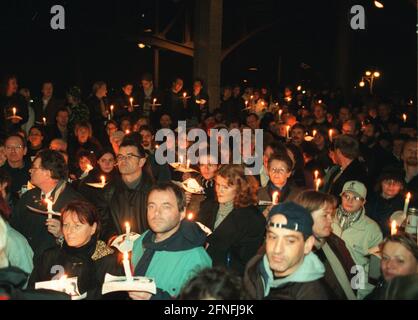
55,107,69,118
141,73,153,82
138,125,154,135
120,133,147,158
5,134,26,149
35,149,68,180
332,134,359,160
180,267,245,300
291,123,306,132
60,200,100,237
268,153,294,172
246,113,259,120
147,182,186,212
294,190,337,214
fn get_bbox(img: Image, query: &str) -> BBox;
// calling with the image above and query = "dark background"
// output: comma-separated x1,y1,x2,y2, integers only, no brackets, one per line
0,0,415,99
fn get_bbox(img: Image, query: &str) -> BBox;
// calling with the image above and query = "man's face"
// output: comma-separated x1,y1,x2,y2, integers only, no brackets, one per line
140,130,154,149
142,80,152,91
42,83,53,98
96,84,107,98
117,146,145,176
246,115,259,130
147,189,184,239
233,86,240,97
402,141,418,166
173,79,183,93
160,115,172,128
76,127,90,144
381,241,418,282
291,128,305,146
5,136,26,164
341,191,365,213
193,81,202,92
266,214,312,277
7,78,18,95
28,128,44,147
30,157,50,187
312,203,334,239
123,84,133,96
342,122,355,136
314,106,325,119
393,139,405,157
49,139,67,152
339,108,351,122
56,111,69,127
106,123,118,137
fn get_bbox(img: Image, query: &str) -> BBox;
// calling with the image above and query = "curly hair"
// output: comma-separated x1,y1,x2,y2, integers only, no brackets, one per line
216,164,258,208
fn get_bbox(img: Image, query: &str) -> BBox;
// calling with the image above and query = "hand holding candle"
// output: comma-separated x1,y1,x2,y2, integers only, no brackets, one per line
100,175,106,187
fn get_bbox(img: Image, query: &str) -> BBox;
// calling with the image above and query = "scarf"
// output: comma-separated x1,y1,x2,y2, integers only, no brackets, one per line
336,205,364,231
214,201,234,230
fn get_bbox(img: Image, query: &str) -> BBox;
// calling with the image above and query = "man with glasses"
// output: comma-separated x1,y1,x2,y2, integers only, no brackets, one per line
102,134,154,241
2,134,31,203
10,149,83,261
332,180,382,298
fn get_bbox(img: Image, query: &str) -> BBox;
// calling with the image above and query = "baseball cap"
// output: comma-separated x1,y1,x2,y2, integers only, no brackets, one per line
340,180,367,199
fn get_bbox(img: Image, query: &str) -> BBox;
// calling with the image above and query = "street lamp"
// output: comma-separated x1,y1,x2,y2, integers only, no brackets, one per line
359,70,381,94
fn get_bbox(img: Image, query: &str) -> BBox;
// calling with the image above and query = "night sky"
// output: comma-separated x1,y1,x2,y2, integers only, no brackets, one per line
0,0,416,99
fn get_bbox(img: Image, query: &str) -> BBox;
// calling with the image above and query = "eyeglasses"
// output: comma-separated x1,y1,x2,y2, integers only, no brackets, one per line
342,193,363,202
116,153,142,162
6,145,24,151
269,167,289,175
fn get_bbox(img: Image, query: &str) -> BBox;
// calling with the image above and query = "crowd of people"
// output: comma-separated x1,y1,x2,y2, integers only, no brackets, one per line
0,72,417,300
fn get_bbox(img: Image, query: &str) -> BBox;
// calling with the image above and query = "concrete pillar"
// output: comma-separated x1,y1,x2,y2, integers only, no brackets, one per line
193,0,223,112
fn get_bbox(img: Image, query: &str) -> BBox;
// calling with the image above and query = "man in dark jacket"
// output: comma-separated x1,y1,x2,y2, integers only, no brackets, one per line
325,134,369,198
136,73,163,128
101,135,154,240
243,202,330,300
32,81,63,126
10,150,83,261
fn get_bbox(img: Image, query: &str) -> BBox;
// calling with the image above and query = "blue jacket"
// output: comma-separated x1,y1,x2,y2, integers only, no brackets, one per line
132,220,212,299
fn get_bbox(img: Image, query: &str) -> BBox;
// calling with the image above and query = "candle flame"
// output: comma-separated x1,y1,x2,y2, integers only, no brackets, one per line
406,192,411,201
187,213,194,220
314,170,319,180
313,130,317,137
183,92,187,98
402,114,407,122
110,105,114,111
153,98,157,104
125,129,130,135
391,220,397,236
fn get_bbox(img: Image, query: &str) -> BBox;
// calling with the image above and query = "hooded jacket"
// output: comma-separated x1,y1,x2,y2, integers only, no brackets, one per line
244,252,330,300
132,220,212,299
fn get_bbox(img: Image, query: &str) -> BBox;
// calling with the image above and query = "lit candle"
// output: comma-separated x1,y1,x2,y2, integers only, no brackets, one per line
315,178,321,192
110,105,114,117
314,170,319,180
42,117,47,126
272,191,279,205
125,221,131,240
129,98,133,107
125,129,130,135
12,107,16,117
297,85,302,91
390,220,397,236
329,129,333,142
187,213,194,220
186,159,190,169
250,95,254,101
100,175,106,187
286,125,290,139
312,130,317,137
85,164,93,173
152,98,157,109
245,100,248,108
318,99,322,104
278,109,283,121
403,192,411,215
122,252,133,282
402,114,407,123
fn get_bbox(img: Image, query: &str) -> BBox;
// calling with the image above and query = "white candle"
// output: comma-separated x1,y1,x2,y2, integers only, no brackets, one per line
245,100,248,108
314,170,319,181
100,175,106,187
129,98,133,107
329,129,333,142
278,109,283,121
45,198,53,219
315,178,321,192
186,159,190,169
313,130,317,137
403,192,411,215
42,117,47,126
390,220,397,236
110,105,114,117
123,252,133,282
125,222,131,238
272,191,279,205
12,107,16,116
402,114,407,123
286,125,290,139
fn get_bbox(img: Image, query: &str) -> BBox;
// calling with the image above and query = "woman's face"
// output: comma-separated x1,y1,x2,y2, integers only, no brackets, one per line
311,202,334,239
98,153,115,173
28,128,43,147
79,156,92,172
381,180,403,199
215,175,237,204
62,211,97,248
76,127,90,144
381,241,418,282
106,123,118,137
268,159,291,188
199,163,218,180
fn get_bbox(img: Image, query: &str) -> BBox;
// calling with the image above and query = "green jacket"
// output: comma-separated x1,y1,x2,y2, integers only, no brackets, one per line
132,220,212,298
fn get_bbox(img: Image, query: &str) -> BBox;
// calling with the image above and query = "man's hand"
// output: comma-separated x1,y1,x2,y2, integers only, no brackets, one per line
46,218,63,238
128,291,152,300
185,191,192,205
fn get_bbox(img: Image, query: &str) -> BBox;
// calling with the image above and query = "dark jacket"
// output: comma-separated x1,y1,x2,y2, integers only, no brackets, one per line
136,86,164,127
86,95,109,138
2,158,31,205
10,182,84,260
243,252,330,300
103,172,154,240
257,181,303,208
198,199,265,275
328,159,369,198
32,97,64,126
28,239,121,299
